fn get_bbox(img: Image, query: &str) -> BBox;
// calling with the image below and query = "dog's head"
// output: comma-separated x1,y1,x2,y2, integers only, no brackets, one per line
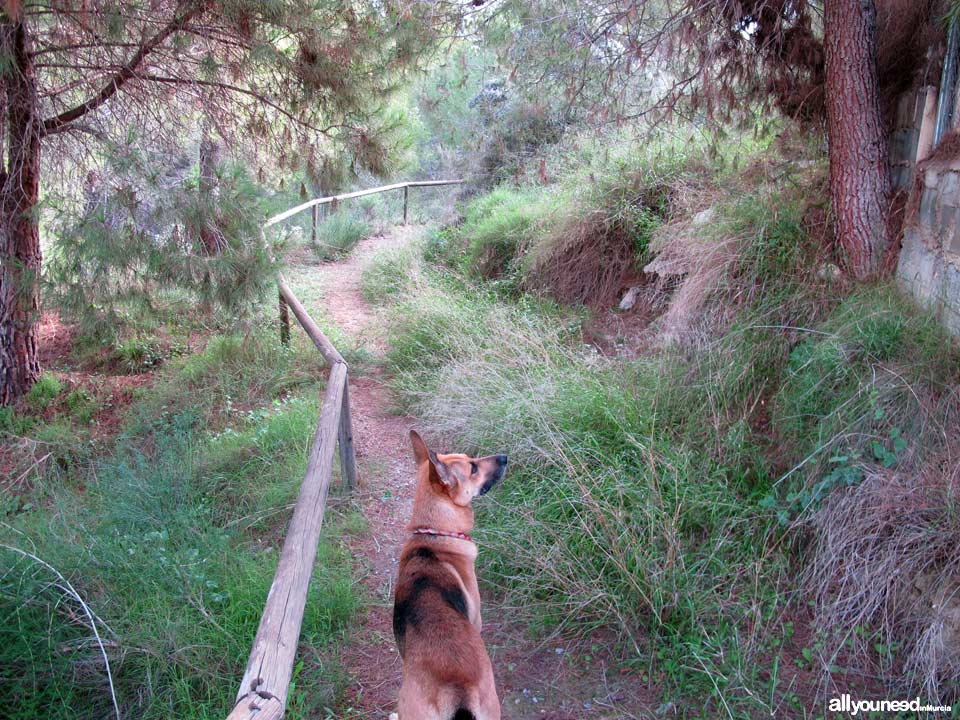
410,430,507,507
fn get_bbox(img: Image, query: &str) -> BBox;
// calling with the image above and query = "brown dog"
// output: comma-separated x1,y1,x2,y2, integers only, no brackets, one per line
392,430,507,720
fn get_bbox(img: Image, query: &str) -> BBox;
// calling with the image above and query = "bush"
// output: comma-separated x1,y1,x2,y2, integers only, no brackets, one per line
45,143,276,343
311,210,372,261
448,129,705,306
27,374,62,410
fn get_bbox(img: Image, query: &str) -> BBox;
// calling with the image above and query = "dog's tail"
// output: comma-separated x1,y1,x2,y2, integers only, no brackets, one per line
452,710,475,720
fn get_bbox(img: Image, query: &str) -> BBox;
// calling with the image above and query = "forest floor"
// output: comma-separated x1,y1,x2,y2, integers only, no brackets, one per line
285,226,656,720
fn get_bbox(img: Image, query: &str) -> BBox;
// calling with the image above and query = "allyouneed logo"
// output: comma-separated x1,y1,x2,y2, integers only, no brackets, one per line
829,694,952,715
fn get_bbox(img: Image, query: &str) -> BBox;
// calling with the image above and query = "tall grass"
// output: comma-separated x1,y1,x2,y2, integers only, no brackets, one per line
1,333,358,719
379,157,960,713
439,130,707,307
310,210,372,261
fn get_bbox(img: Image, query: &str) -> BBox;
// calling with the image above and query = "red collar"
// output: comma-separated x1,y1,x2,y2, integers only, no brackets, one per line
412,527,474,543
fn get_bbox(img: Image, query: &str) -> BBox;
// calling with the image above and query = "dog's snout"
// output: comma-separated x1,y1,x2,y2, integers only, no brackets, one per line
496,454,507,467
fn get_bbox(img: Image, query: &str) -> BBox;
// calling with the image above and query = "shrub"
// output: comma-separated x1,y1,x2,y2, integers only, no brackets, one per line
450,129,706,306
27,374,62,410
113,338,167,373
46,145,276,343
311,210,372,261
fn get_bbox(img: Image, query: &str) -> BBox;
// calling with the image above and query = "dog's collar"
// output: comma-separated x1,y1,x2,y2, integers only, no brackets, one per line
412,527,474,543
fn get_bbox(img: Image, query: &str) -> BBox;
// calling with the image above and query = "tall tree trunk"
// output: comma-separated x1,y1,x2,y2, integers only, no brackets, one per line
0,19,41,405
824,0,891,279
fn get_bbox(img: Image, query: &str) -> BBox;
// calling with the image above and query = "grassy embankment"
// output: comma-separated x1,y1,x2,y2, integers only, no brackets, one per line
363,129,960,716
1,304,364,719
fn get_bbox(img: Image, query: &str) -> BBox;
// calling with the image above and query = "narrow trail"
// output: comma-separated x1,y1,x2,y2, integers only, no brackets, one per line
296,227,651,720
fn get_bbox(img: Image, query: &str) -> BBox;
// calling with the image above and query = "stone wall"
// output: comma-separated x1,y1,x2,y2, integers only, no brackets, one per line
897,161,960,336
889,89,925,190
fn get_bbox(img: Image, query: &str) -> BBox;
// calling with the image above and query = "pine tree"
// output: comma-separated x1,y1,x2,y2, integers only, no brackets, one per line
0,0,452,403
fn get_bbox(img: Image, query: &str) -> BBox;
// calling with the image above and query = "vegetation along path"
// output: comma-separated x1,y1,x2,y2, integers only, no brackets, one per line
286,226,654,720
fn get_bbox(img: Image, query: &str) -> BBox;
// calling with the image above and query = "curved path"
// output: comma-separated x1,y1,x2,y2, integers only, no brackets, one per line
286,227,652,720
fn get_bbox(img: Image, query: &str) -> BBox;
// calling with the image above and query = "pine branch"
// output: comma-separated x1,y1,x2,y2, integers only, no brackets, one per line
41,3,201,136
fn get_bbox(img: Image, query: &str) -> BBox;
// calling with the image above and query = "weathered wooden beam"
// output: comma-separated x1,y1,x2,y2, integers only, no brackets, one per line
402,185,409,225
263,179,463,227
226,692,284,720
278,291,290,347
228,362,347,716
338,379,358,490
277,276,344,366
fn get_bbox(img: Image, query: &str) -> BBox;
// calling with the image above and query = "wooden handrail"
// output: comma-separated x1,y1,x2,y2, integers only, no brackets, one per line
264,179,463,227
227,362,348,719
277,276,344,366
227,178,461,719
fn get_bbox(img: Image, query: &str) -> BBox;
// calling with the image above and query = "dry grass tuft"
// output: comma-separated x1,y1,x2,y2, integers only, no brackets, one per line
805,431,960,704
523,209,639,308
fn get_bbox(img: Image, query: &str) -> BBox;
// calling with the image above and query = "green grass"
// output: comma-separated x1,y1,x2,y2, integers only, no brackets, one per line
378,162,960,715
360,243,421,303
438,130,709,305
1,332,359,720
26,373,62,409
311,211,372,261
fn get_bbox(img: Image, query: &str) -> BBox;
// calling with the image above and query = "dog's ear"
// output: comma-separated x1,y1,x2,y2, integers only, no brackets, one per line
410,429,429,465
427,449,454,488
410,430,453,488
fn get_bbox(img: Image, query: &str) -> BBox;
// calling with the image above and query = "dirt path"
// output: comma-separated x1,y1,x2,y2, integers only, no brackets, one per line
296,228,653,720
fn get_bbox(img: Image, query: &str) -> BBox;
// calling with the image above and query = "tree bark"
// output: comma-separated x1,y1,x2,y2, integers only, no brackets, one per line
0,19,41,404
824,0,891,279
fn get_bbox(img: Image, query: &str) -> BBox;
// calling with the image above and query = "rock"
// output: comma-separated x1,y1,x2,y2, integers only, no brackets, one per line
618,286,642,310
692,206,716,226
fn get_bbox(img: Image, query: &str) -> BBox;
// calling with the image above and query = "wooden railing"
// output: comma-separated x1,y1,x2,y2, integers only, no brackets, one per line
225,179,461,720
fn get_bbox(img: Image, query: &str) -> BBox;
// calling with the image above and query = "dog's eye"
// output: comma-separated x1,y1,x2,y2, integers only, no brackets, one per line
470,462,478,475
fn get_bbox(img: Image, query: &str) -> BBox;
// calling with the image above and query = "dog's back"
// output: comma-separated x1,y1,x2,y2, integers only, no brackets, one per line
394,545,489,719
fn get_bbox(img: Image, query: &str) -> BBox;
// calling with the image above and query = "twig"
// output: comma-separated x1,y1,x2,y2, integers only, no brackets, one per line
0,544,121,720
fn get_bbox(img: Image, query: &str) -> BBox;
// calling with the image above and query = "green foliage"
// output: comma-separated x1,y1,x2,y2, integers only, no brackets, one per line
311,211,372,261
360,244,420,302
443,129,700,305
26,374,62,410
146,330,326,429
113,338,167,373
0,371,357,719
457,186,557,280
45,143,277,343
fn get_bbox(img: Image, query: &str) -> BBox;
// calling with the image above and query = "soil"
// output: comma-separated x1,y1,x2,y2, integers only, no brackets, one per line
296,228,656,719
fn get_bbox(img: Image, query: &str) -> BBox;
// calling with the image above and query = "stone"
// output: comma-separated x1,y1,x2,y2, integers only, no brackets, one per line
941,171,960,201
950,219,960,256
919,188,939,227
940,205,958,246
692,206,716,226
618,286,642,310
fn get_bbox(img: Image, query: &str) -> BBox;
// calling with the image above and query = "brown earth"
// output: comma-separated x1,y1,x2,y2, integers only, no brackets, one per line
290,228,656,719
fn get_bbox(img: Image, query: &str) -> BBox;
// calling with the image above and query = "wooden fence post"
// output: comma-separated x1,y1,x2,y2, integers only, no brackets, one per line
403,185,409,224
278,290,290,347
338,378,358,489
311,203,318,245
